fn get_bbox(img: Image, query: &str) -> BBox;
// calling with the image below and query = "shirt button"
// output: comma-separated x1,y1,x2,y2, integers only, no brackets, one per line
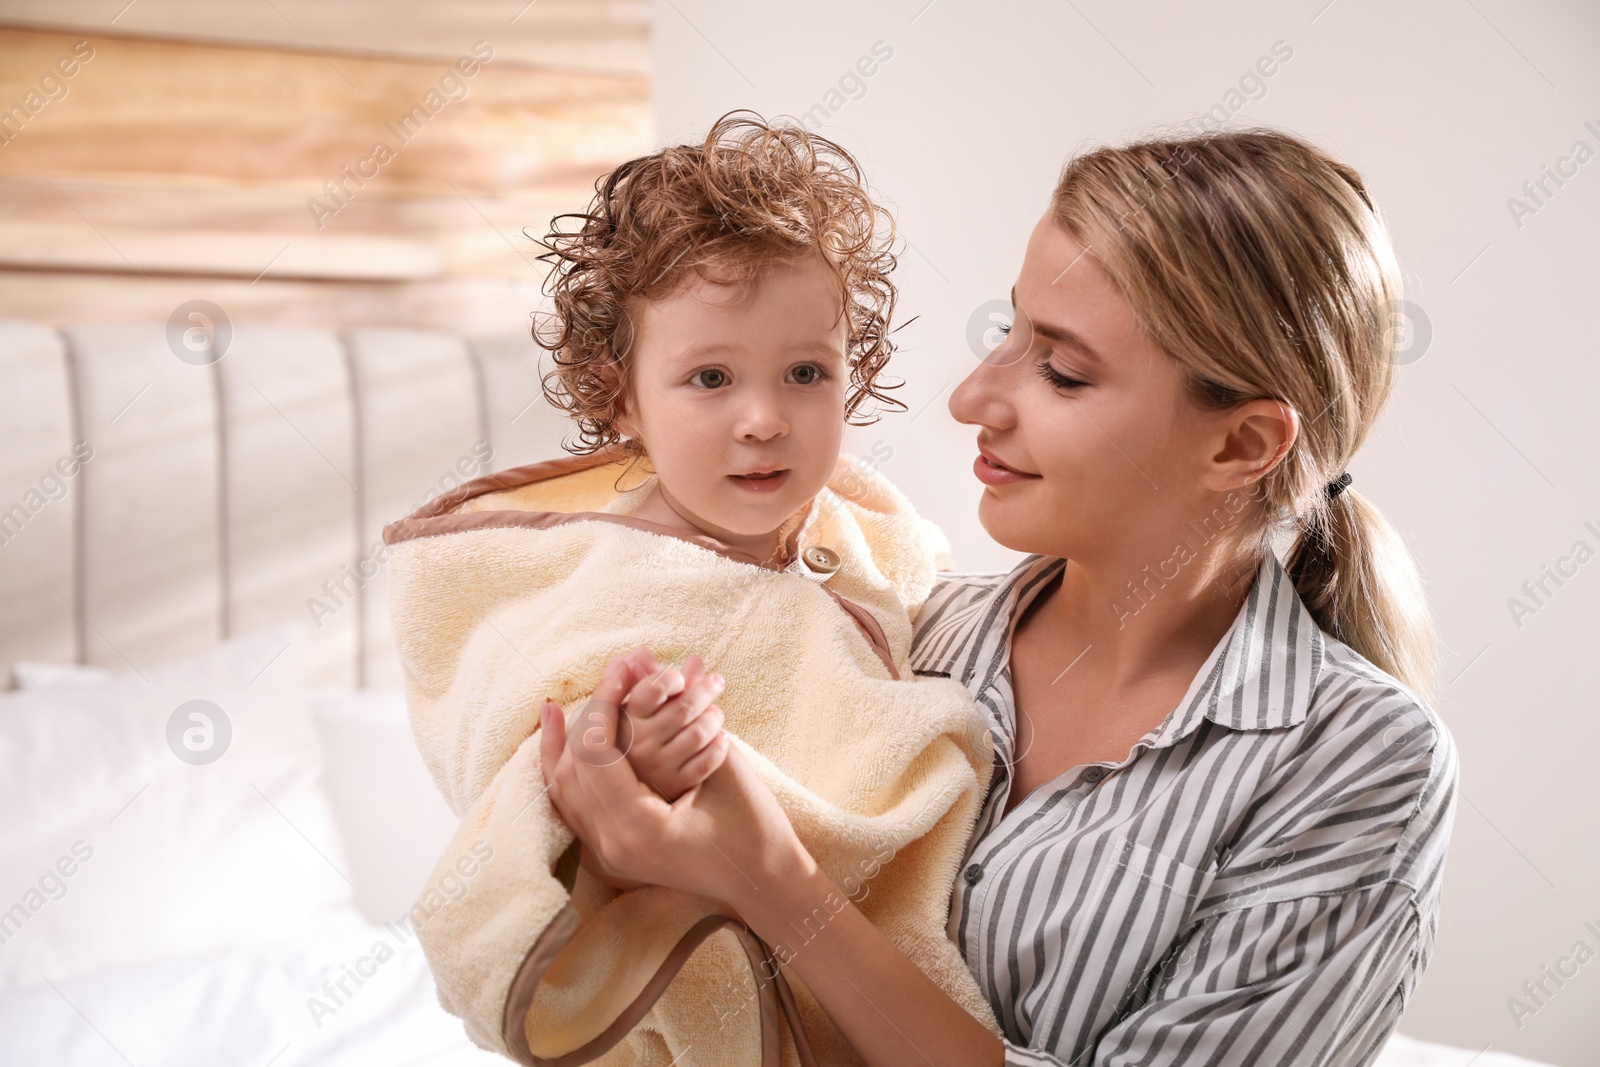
803,546,841,573
963,862,983,885
1085,767,1105,783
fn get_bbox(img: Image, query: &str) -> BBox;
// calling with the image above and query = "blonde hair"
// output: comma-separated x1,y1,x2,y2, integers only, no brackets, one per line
1052,128,1436,699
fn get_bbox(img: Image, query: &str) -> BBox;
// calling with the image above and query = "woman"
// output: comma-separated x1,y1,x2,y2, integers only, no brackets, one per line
538,128,1460,1066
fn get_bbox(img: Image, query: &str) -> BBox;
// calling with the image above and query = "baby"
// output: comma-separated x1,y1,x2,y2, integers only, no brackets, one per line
385,112,996,1066
543,150,902,807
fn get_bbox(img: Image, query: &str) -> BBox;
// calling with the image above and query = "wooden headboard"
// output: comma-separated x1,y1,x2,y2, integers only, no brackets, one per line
0,319,576,689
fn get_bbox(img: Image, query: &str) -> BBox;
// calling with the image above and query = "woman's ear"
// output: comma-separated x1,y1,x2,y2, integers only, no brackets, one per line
1203,398,1299,491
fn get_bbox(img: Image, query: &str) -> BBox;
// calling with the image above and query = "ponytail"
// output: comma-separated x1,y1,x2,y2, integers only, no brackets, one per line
1053,128,1437,699
1286,489,1436,700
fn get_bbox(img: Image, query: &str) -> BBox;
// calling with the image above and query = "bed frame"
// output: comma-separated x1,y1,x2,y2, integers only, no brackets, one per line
0,319,575,689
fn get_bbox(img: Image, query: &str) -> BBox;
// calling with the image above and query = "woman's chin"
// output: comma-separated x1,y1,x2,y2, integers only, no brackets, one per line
975,493,1018,541
978,492,1058,557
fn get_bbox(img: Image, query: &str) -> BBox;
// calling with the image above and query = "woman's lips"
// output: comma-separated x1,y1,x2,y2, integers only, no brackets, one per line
728,469,790,493
973,451,1040,486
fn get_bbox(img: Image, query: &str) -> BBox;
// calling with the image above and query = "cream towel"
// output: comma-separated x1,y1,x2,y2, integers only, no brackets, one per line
384,449,997,1066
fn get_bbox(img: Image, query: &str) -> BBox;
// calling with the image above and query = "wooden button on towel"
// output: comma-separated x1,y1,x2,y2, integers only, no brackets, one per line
802,546,841,573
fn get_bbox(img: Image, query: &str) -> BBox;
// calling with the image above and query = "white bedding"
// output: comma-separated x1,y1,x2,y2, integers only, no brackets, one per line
1,913,502,1067
0,625,500,1066
0,626,1555,1067
0,923,1551,1067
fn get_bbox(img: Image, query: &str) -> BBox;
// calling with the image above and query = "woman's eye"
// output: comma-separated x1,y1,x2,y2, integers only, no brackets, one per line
1036,359,1088,391
690,368,728,388
788,363,825,385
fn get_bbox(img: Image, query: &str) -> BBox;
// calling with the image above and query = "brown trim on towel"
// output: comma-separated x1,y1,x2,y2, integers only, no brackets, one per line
817,586,899,681
384,448,633,536
387,505,807,575
503,902,582,1062
381,448,901,680
502,910,812,1066
382,446,804,572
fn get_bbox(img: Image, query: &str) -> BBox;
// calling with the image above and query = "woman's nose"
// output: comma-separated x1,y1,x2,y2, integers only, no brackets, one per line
949,360,1007,429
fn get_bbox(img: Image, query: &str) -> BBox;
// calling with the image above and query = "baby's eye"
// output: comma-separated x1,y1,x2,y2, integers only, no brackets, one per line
787,363,825,385
690,368,729,389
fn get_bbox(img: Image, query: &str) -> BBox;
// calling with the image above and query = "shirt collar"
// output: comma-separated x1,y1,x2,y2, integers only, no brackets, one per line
974,549,1322,747
1162,549,1322,738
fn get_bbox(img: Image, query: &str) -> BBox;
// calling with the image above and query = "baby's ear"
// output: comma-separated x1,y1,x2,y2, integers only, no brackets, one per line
615,414,637,440
613,394,638,441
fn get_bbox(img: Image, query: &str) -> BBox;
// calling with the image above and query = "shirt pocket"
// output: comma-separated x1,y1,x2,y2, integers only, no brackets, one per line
1010,834,1211,1042
1069,837,1212,1028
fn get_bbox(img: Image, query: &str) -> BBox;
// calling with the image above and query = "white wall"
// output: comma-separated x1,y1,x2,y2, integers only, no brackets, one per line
653,1,1600,1063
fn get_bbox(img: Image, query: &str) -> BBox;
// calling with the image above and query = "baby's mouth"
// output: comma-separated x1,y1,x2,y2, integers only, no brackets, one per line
729,469,790,492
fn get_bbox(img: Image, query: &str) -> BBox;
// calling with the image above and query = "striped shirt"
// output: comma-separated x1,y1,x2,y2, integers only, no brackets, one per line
910,550,1459,1066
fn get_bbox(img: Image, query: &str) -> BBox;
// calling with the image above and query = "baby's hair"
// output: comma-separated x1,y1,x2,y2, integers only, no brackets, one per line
532,109,905,460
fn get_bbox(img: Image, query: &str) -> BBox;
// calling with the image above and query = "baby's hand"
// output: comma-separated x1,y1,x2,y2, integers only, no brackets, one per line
620,651,731,802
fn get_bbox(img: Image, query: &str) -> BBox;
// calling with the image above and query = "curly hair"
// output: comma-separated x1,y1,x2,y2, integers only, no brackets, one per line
532,110,905,460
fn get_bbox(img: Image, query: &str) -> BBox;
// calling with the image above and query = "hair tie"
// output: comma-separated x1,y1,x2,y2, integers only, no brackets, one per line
1325,471,1353,500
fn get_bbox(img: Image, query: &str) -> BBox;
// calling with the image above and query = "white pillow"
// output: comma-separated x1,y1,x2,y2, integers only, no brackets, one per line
10,621,308,690
0,625,358,990
7,661,99,689
306,686,460,924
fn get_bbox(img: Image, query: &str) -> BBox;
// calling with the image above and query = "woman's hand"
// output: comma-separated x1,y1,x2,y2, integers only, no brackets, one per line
539,646,1002,1066
539,646,811,911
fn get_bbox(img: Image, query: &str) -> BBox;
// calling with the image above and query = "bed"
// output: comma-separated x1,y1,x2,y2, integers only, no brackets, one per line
0,318,1551,1065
